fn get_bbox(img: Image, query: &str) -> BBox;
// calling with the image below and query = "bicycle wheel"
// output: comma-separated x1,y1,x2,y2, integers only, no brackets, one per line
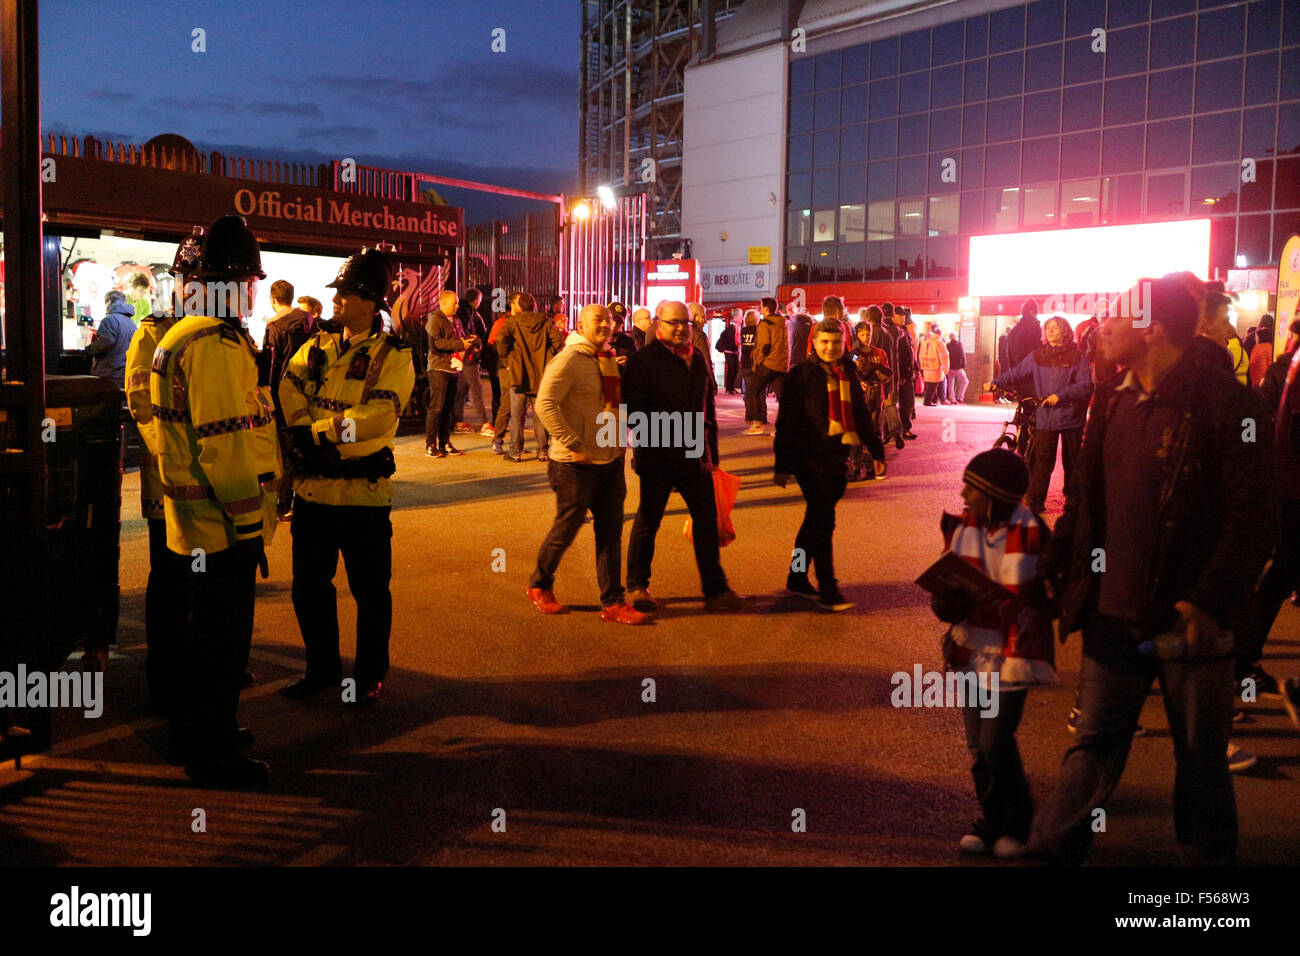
993,434,1017,451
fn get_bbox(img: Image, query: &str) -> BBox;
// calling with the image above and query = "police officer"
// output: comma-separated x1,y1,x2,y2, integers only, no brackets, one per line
151,215,281,787
278,248,415,706
124,227,201,718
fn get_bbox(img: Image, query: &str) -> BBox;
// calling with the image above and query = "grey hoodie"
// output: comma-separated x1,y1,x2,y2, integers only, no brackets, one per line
535,330,624,465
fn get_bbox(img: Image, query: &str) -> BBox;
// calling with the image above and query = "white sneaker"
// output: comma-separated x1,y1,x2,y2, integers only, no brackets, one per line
993,836,1025,859
1227,742,1257,773
959,832,989,854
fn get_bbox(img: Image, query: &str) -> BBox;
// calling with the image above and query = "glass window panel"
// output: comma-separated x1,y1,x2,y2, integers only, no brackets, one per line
1284,52,1300,100
987,97,1023,142
871,78,899,118
900,72,930,114
986,142,1022,185
813,208,836,243
1026,44,1063,92
990,6,1025,53
813,168,838,205
1191,163,1239,212
898,156,927,196
1024,90,1062,136
1027,0,1065,45
1160,0,1195,12
896,239,925,279
966,14,989,58
933,21,965,65
1243,106,1277,158
1150,16,1195,69
1061,178,1101,226
1147,68,1193,120
788,135,813,171
787,208,812,246
962,146,985,189
786,252,809,284
1240,159,1275,212
1275,212,1300,263
901,28,931,69
1063,82,1102,131
842,84,869,124
1247,0,1282,53
1147,118,1191,168
1245,52,1278,105
1146,172,1187,220
788,173,812,207
1281,102,1300,154
815,91,841,129
1023,137,1061,181
931,107,962,150
814,130,840,167
929,152,961,192
898,198,926,236
931,64,963,108
1066,0,1105,37
1022,184,1058,227
986,187,1022,231
791,59,815,97
926,237,958,277
810,245,835,282
1102,124,1146,172
960,190,984,233
1064,35,1103,84
790,96,814,135
965,60,988,102
1196,59,1244,114
1287,0,1300,44
1237,213,1271,266
871,36,900,78
837,245,865,282
1100,172,1143,223
927,193,959,236
841,124,867,163
989,51,1025,97
1206,215,1234,274
840,165,867,204
815,50,842,90
843,45,870,84
868,200,895,240
867,161,896,200
1104,76,1147,125
899,114,929,155
868,119,898,159
1061,130,1102,177
963,104,987,145
1107,0,1148,29
839,204,866,242
1193,111,1242,164
1198,5,1247,61
1106,25,1149,77
865,240,893,280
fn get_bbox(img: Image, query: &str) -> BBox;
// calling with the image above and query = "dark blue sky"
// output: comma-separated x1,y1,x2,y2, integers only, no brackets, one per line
36,0,580,222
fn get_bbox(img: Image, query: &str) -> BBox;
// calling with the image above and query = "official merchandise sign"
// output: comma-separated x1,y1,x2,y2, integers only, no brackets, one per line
1277,234,1300,356
700,264,770,302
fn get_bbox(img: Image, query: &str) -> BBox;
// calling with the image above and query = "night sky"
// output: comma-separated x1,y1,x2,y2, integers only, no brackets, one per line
35,0,581,223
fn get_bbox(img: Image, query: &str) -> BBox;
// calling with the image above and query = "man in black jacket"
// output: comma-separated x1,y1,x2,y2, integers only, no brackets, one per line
887,304,918,440
1005,299,1043,371
775,319,883,611
453,288,490,433
263,279,314,517
497,292,566,462
1026,276,1278,866
623,301,752,613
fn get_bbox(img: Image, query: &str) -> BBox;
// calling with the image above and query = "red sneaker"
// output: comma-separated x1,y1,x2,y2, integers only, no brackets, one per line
600,601,650,625
526,587,566,614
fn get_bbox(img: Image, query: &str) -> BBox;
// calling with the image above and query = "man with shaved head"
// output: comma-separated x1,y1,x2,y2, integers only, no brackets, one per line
425,288,477,457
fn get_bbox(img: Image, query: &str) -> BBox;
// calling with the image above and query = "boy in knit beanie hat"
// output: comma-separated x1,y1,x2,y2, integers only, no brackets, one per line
931,448,1056,858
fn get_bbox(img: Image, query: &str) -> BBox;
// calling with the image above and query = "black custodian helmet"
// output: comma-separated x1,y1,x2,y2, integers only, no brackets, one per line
193,215,265,280
327,247,394,311
170,225,204,278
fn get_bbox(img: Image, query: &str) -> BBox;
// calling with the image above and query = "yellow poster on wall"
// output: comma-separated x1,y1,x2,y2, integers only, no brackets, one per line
1278,234,1300,355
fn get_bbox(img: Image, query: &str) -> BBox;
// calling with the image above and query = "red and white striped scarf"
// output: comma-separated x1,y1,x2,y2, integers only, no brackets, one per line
824,360,860,446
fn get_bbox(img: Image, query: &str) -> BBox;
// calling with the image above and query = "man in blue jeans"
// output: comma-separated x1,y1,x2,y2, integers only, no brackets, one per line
1027,275,1277,865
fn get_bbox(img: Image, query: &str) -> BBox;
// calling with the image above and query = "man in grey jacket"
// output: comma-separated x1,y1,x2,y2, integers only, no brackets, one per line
425,289,476,457
528,304,647,624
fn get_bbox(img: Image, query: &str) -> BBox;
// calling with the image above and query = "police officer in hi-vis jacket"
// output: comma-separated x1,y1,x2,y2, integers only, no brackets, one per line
151,215,282,788
278,248,415,707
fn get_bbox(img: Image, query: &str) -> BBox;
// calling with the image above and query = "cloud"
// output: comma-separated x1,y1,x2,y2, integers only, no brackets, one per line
157,95,324,119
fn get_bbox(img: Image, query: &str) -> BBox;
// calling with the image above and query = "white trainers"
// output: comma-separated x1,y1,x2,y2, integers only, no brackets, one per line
959,832,989,854
1227,742,1257,773
993,836,1025,859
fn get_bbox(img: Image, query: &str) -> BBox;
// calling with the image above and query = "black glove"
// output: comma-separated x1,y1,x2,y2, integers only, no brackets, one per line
289,425,318,460
931,587,974,624
1019,574,1054,612
236,536,269,579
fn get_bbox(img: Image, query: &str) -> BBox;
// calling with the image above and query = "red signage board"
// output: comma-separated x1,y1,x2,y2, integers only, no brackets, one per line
644,259,699,310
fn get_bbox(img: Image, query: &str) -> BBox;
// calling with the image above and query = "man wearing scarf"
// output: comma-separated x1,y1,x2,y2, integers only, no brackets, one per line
529,304,648,624
774,318,882,611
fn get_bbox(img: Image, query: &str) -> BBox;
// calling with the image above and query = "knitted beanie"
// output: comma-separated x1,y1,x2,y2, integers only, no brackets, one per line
963,449,1029,505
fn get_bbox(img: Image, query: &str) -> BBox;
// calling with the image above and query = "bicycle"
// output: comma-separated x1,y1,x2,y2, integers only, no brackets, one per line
991,388,1037,459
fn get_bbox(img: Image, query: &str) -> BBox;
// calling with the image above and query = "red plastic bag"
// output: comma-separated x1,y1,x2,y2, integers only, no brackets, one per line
684,467,742,547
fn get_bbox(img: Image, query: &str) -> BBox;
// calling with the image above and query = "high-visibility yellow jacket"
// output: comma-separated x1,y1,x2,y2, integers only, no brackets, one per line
124,313,177,520
279,325,415,507
150,315,282,555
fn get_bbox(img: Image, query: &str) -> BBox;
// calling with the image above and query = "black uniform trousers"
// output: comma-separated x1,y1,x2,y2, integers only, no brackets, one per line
291,498,393,687
146,517,187,715
174,545,256,765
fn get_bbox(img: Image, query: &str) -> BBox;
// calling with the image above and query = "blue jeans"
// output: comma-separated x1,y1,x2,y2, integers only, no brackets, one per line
509,389,548,458
1026,616,1237,865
